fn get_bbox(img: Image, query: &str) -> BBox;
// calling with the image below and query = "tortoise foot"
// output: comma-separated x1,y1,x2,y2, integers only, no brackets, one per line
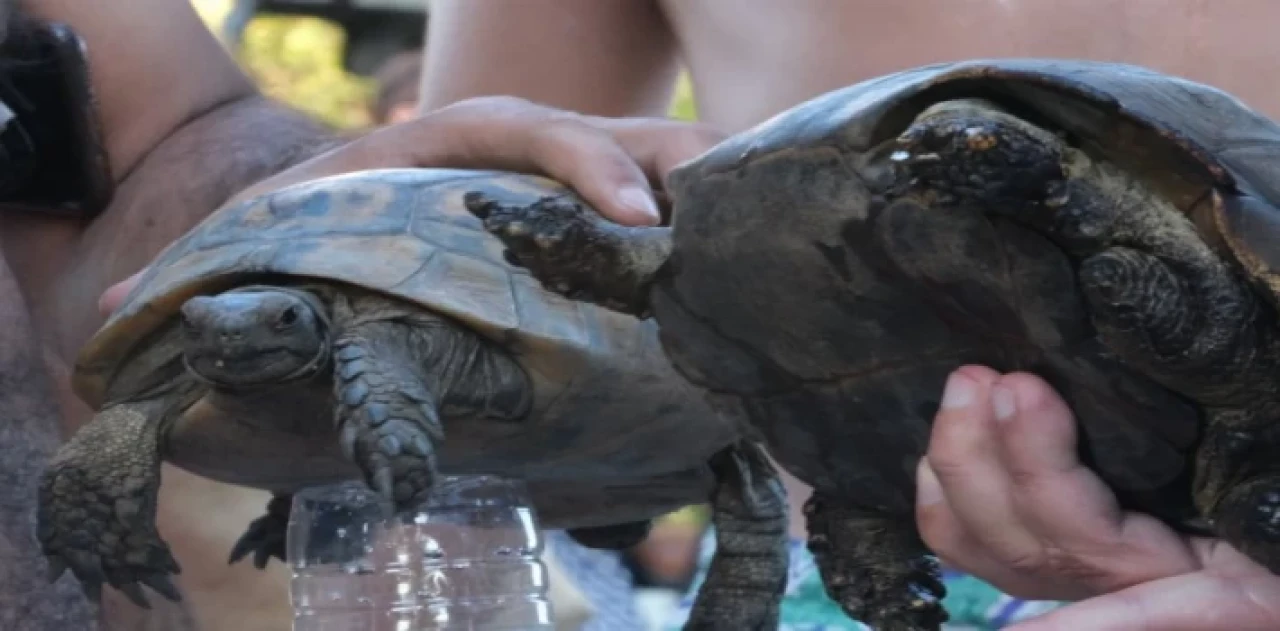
36,403,182,610
805,497,947,631
333,335,442,511
229,494,292,569
464,191,669,317
1209,474,1280,574
567,520,653,550
823,556,947,631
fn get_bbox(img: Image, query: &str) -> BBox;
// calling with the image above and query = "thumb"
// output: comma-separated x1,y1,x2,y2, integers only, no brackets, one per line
99,269,145,316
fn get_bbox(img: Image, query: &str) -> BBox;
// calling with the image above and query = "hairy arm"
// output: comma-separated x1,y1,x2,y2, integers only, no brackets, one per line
420,0,682,116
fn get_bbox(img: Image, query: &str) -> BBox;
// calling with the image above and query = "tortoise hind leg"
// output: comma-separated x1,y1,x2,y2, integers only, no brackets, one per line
1076,244,1280,570
683,441,788,631
229,494,293,569
37,398,187,609
332,301,532,511
465,192,672,317
805,496,946,631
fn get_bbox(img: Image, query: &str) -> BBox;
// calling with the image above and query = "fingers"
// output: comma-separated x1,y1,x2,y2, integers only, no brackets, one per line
917,366,1200,600
230,96,725,227
1009,572,1280,631
413,96,723,226
921,366,1045,568
918,365,1069,598
99,269,144,316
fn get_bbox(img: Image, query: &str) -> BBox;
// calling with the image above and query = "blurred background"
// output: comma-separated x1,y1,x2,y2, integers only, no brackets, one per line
191,0,697,129
187,1,706,628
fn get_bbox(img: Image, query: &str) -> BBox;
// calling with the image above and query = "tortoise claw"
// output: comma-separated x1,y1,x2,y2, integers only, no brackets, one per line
141,573,183,602
230,495,292,569
116,580,152,610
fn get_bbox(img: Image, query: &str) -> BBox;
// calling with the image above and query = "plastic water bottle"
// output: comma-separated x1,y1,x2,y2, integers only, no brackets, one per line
288,476,554,631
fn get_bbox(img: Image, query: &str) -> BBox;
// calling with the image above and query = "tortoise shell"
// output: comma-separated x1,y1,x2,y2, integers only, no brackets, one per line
658,58,1280,524
76,168,735,527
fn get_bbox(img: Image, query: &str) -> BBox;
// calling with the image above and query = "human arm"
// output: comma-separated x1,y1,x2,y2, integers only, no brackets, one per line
420,0,681,116
99,96,727,314
915,366,1280,630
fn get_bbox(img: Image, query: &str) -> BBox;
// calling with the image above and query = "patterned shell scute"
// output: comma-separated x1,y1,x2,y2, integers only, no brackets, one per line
76,169,600,407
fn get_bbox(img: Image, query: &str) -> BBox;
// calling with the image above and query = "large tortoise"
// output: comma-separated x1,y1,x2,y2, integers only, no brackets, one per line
36,168,791,629
467,58,1280,630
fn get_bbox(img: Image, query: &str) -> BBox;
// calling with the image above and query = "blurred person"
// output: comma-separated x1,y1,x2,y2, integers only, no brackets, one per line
420,0,1280,628
4,2,717,631
370,49,425,125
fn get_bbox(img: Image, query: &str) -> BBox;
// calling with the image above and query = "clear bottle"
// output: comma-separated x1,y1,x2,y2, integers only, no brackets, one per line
288,476,554,631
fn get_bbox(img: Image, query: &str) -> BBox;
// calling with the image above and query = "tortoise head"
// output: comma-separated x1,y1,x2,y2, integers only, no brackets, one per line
178,285,331,388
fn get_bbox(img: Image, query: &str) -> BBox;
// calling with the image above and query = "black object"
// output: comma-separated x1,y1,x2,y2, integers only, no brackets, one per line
0,18,112,218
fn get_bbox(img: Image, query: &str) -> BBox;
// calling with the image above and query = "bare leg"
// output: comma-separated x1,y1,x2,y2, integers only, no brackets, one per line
683,441,788,631
228,494,292,569
38,400,185,609
465,192,672,317
806,498,945,631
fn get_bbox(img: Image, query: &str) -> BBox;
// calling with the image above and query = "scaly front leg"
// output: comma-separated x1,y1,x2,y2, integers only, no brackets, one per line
38,399,186,608
331,303,532,511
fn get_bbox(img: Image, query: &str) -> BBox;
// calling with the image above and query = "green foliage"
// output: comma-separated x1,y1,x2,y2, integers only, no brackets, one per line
669,72,699,121
193,0,374,129
192,0,698,129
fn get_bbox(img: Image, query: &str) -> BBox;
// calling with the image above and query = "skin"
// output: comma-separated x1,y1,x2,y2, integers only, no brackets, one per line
422,1,1280,625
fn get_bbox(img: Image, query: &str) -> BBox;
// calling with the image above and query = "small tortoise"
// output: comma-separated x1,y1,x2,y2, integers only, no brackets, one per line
467,59,1280,630
37,168,790,628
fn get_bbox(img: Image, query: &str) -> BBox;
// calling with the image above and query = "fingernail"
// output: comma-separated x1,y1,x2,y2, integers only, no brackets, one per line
916,458,943,506
940,372,976,409
992,385,1016,422
616,186,660,222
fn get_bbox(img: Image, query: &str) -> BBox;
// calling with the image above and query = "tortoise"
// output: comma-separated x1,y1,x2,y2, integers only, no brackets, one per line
465,58,1280,630
36,168,792,629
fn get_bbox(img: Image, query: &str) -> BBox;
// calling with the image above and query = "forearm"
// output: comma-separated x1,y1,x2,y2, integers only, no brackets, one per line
420,0,681,116
0,254,94,630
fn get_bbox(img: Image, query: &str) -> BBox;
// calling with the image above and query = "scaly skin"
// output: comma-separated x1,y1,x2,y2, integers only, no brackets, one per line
683,442,789,631
37,399,186,609
805,497,945,631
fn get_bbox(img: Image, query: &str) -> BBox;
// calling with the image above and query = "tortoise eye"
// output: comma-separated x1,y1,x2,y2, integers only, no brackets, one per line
277,306,300,328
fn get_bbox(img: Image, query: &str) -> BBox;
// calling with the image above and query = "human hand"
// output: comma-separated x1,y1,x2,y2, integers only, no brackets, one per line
914,366,1280,630
98,96,725,315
